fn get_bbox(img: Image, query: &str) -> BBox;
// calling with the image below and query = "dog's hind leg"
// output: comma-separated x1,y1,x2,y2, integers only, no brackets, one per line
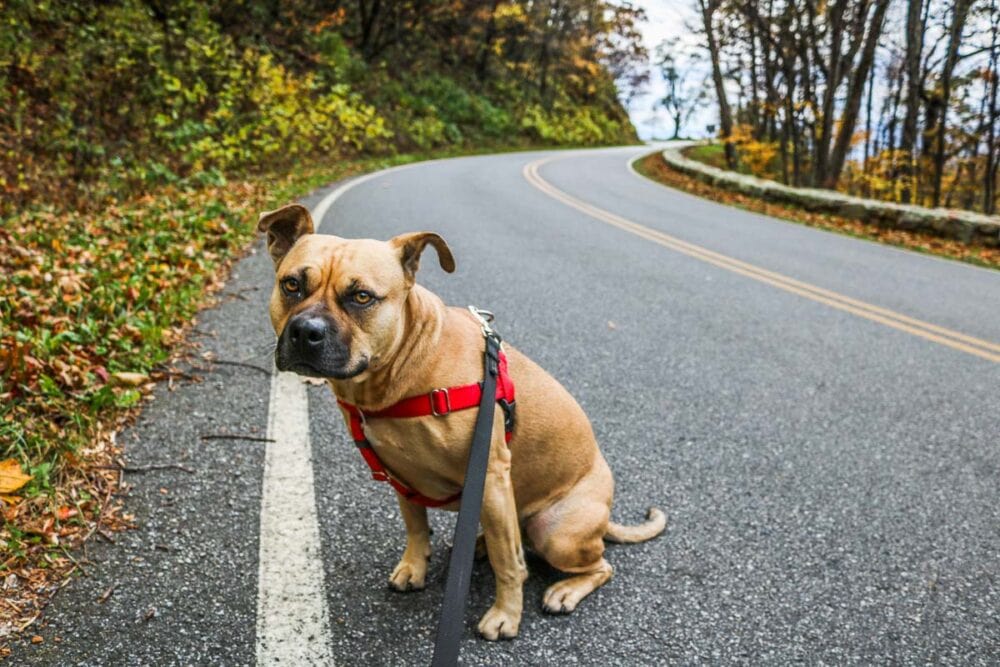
540,554,613,615
527,453,615,614
389,493,431,592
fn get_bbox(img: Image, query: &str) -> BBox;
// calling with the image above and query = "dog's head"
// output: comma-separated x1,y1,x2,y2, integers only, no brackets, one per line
257,204,455,380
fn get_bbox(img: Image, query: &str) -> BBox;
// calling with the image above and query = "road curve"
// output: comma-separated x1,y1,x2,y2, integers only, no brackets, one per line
22,146,1000,665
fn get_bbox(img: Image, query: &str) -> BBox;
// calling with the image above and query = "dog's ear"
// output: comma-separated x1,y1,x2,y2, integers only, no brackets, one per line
389,232,456,283
257,204,315,265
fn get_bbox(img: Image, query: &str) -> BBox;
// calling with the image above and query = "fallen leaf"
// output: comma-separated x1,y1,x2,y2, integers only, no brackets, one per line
0,459,32,494
31,635,42,644
55,506,77,521
111,372,148,387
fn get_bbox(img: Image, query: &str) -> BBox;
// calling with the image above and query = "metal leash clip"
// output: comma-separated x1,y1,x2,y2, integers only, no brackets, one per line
467,306,499,341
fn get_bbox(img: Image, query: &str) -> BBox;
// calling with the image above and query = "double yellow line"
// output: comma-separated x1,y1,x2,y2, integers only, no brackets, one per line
523,157,1000,364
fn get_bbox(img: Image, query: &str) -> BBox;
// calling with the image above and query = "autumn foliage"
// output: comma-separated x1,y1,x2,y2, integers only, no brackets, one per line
0,0,642,214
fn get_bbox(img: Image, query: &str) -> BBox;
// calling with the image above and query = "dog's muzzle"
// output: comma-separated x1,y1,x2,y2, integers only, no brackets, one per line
275,313,366,379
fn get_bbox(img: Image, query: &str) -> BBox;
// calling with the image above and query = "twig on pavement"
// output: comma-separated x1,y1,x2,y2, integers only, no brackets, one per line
97,584,117,604
122,463,196,474
200,433,274,443
95,462,197,475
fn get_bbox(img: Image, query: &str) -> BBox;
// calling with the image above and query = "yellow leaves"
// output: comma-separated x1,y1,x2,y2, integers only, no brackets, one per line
848,130,867,149
495,3,526,21
571,56,601,77
0,459,32,494
726,124,779,177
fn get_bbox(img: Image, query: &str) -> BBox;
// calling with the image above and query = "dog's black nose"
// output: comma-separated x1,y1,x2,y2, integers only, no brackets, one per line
288,316,328,352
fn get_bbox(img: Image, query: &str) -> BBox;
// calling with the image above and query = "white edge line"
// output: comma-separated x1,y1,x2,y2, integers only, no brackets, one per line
256,370,333,666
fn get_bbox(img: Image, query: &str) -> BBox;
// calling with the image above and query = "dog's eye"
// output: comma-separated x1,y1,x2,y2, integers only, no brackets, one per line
281,277,300,295
352,291,374,305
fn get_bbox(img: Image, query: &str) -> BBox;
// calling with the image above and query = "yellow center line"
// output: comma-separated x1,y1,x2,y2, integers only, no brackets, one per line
523,157,1000,365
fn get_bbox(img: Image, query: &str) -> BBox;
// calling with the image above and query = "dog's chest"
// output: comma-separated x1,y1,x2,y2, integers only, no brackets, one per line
358,412,478,492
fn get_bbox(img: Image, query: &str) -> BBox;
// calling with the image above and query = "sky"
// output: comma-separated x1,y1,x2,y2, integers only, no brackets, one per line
627,0,714,140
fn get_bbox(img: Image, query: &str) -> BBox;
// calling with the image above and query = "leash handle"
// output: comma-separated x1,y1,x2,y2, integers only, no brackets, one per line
431,330,501,666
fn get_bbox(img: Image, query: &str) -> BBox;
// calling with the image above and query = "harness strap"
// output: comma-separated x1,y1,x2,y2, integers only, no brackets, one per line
336,349,515,508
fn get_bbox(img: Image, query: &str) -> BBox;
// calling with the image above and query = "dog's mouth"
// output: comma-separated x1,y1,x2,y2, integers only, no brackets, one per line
282,357,369,380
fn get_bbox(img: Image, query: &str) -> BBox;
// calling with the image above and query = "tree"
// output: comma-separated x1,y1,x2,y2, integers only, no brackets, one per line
900,0,930,202
825,0,892,188
698,0,736,167
602,1,651,106
984,0,1000,212
657,39,709,139
927,0,975,206
688,0,999,213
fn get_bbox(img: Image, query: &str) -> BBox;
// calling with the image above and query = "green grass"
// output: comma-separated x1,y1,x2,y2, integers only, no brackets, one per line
682,143,728,169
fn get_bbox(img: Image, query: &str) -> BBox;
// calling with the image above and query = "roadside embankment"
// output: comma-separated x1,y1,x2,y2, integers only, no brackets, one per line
663,145,1000,248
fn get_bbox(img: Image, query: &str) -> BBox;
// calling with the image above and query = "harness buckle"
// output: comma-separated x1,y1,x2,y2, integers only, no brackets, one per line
430,388,451,416
498,398,516,434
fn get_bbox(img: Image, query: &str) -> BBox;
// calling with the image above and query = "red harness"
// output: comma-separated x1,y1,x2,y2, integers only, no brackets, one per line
336,349,516,507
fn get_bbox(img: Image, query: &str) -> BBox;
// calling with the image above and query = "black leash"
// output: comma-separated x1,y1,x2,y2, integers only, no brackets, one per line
431,308,502,666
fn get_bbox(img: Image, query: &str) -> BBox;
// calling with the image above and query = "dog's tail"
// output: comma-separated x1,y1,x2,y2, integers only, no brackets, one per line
604,507,666,544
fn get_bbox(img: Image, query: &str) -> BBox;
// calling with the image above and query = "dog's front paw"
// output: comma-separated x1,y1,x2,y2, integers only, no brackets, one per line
389,559,427,592
477,605,520,640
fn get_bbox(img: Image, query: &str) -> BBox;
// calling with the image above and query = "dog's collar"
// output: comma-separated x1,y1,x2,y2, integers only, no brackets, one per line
336,346,515,508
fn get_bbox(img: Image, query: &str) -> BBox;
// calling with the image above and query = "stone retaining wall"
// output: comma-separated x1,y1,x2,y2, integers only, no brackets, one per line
660,145,1000,248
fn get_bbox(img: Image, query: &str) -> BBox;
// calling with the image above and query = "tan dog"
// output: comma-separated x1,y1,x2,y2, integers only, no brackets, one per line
258,203,665,640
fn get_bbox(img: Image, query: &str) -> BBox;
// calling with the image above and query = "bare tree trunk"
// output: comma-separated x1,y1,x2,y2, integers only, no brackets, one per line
930,0,974,207
794,6,815,186
780,115,790,184
813,0,845,187
357,0,382,62
476,0,500,84
699,0,736,168
864,56,876,196
986,0,1000,214
537,0,563,105
749,17,761,137
899,0,927,203
885,60,904,175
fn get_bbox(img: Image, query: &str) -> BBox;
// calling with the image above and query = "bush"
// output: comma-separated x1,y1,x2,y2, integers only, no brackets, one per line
520,102,629,145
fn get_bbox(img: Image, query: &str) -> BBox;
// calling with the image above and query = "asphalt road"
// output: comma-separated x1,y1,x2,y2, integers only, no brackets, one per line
18,146,1000,665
